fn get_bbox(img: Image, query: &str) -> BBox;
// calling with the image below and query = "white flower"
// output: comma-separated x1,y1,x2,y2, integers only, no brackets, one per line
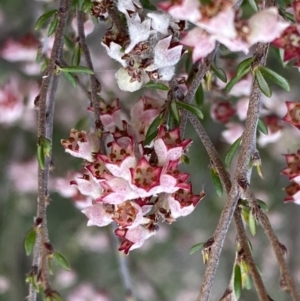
146,35,183,71
117,0,141,16
115,67,150,92
125,14,153,53
148,12,171,34
101,41,126,67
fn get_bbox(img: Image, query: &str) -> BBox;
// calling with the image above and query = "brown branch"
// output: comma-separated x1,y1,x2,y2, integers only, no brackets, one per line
179,47,218,139
29,0,72,300
188,113,270,301
244,188,300,301
76,10,106,154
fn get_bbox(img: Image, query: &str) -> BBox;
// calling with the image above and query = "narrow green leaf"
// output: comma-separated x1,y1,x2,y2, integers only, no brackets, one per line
54,251,71,271
47,17,58,37
72,44,82,66
24,228,37,256
35,10,57,30
236,57,254,77
144,81,169,91
176,101,204,120
62,72,77,87
60,66,94,74
234,264,242,299
40,137,52,157
144,130,158,146
225,137,242,169
255,69,272,97
248,0,259,11
210,169,223,197
257,199,268,212
257,118,268,135
144,114,162,146
140,0,157,10
64,35,74,50
170,101,180,123
195,83,204,107
244,274,252,290
225,66,251,93
189,242,205,254
282,11,295,22
48,257,54,275
259,66,290,91
211,64,227,83
37,143,45,170
248,209,256,236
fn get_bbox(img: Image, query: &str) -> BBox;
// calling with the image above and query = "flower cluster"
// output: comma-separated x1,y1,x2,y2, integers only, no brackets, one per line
210,72,284,147
272,1,300,68
282,101,300,204
160,0,289,62
92,0,185,92
61,96,205,253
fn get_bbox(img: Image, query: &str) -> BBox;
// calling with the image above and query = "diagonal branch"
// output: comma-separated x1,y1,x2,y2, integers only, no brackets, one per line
188,113,269,301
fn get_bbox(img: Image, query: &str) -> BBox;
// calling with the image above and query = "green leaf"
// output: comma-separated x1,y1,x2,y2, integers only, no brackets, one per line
225,66,251,93
176,101,204,120
236,57,254,77
195,83,204,107
140,0,157,10
144,81,169,91
54,251,71,271
48,16,58,37
62,72,77,87
234,264,242,299
189,242,205,254
248,209,256,236
40,137,52,157
259,66,290,91
64,35,74,50
255,69,272,97
59,66,94,74
211,64,227,83
170,101,180,123
144,114,162,146
35,10,57,30
37,143,45,170
257,118,268,135
248,0,259,11
72,44,82,66
225,137,242,169
210,169,223,197
24,228,37,256
83,0,93,12
257,199,268,212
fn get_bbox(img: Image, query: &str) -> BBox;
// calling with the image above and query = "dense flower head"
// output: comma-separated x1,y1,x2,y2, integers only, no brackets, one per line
61,96,204,253
99,0,187,92
159,0,289,58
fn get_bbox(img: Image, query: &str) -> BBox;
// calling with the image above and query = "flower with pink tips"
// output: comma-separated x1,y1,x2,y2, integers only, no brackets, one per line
282,101,300,129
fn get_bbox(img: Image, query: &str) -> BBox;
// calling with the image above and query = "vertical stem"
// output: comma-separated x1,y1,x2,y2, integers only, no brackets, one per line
29,0,72,299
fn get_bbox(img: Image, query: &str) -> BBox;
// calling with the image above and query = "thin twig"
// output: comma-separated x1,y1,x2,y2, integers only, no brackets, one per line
188,113,269,301
29,1,72,300
77,10,106,154
179,47,218,139
244,188,300,301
